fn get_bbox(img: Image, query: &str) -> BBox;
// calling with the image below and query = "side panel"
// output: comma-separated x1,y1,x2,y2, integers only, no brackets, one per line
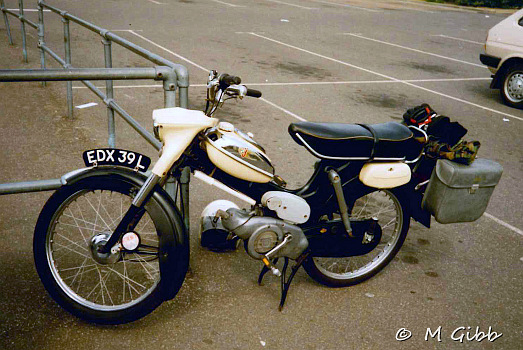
359,162,411,189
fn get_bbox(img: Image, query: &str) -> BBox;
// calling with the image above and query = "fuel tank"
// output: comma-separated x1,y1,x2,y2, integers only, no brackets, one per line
204,122,275,183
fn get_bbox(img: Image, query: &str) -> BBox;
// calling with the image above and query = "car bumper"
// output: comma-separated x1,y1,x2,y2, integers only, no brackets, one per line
480,54,501,70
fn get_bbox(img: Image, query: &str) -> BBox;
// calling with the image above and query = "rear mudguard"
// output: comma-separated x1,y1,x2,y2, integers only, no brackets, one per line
61,166,189,301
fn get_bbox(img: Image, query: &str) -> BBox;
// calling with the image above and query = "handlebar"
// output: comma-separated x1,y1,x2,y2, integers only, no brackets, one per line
205,70,262,117
218,73,261,98
219,74,241,88
246,88,262,98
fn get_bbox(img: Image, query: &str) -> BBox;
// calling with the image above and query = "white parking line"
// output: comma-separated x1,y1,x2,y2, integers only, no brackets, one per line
71,77,491,90
146,0,164,4
389,0,475,12
260,98,306,121
306,0,381,12
247,32,523,122
128,30,209,72
266,0,318,10
125,31,307,121
343,33,485,68
75,102,98,109
209,0,245,7
484,213,523,237
432,34,483,46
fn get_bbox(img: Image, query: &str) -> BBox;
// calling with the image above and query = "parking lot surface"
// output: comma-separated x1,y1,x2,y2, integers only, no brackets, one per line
0,1,522,349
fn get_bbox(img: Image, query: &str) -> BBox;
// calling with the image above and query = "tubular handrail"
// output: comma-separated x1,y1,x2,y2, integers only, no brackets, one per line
0,0,190,145
0,1,192,203
38,1,189,88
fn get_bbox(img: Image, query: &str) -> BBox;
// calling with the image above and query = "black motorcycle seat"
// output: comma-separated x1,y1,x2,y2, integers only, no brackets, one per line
288,122,420,160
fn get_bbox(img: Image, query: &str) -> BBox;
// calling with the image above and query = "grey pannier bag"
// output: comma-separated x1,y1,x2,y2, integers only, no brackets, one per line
422,158,503,224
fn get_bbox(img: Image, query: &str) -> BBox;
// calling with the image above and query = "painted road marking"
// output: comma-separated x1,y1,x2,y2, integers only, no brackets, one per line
389,0,477,12
71,77,491,90
248,32,522,122
146,0,164,4
128,30,209,72
75,102,98,109
260,97,306,121
126,31,308,121
110,29,144,32
343,33,485,68
209,0,245,7
306,0,381,12
432,34,483,45
266,0,318,10
484,213,523,237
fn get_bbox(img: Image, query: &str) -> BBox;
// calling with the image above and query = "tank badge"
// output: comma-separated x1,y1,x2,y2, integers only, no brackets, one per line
239,147,249,158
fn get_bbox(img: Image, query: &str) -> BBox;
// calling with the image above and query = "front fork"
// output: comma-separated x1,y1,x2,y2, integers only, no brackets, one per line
99,167,192,254
99,173,162,254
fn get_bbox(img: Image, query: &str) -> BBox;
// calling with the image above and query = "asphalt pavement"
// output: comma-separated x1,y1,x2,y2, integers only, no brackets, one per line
0,0,521,349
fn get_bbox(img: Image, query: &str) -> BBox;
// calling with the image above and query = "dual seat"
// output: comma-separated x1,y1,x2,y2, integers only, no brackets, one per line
288,121,421,161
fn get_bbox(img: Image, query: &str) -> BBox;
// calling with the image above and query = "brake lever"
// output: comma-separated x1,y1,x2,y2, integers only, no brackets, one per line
225,84,247,99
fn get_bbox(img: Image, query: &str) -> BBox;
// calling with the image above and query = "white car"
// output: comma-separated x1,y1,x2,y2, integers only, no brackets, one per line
480,8,523,109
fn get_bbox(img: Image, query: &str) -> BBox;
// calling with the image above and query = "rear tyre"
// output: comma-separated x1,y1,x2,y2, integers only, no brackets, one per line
500,64,523,109
303,189,410,287
34,175,186,324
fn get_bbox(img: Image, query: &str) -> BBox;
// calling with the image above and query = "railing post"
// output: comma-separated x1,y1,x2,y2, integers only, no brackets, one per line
18,0,27,62
0,0,13,45
102,36,115,148
163,68,177,108
37,0,46,87
179,87,188,108
62,16,73,118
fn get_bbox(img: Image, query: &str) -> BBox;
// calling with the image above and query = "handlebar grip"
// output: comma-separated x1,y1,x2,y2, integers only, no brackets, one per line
246,88,262,98
219,74,241,86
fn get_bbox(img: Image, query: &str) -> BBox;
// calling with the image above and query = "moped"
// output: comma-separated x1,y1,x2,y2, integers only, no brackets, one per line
33,70,502,324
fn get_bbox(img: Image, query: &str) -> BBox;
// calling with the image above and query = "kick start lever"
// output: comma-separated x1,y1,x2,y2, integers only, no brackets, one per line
260,234,293,277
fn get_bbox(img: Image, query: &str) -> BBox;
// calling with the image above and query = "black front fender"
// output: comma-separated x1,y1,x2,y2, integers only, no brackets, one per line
61,166,189,301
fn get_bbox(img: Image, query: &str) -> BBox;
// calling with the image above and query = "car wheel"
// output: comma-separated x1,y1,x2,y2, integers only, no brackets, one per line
501,64,523,109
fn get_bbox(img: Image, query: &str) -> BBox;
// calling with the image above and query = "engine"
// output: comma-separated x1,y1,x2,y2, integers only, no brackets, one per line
218,208,308,260
200,191,310,259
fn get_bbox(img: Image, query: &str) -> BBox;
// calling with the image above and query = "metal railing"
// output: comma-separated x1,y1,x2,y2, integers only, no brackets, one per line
0,0,192,218
0,0,189,139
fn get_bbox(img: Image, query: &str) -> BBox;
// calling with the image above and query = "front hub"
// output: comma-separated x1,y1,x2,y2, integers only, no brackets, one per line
90,233,121,265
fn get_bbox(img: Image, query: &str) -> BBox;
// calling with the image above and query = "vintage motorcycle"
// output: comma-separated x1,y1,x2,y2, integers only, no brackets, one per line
33,70,502,324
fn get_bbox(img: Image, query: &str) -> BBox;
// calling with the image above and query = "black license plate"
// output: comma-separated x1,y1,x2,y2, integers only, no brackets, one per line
82,149,151,172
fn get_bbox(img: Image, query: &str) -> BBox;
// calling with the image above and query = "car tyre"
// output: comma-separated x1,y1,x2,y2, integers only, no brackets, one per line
500,64,523,109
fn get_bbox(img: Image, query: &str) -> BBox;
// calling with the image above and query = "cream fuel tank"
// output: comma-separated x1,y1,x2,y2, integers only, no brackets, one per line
204,122,275,183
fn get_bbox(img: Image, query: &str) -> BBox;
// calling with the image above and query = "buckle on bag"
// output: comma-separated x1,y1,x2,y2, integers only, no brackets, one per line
469,183,480,194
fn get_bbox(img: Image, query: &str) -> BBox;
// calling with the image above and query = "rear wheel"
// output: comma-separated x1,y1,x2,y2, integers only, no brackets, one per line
34,175,184,324
501,64,523,109
303,189,409,287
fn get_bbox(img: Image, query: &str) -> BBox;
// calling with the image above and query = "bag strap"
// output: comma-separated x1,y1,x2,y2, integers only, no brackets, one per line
358,123,378,159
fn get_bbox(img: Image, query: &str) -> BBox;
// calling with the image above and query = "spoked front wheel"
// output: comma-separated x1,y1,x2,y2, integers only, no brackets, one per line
303,189,410,287
34,174,185,324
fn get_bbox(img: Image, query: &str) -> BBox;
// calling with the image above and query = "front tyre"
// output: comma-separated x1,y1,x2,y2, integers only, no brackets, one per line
34,175,184,324
303,189,410,287
500,64,523,109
